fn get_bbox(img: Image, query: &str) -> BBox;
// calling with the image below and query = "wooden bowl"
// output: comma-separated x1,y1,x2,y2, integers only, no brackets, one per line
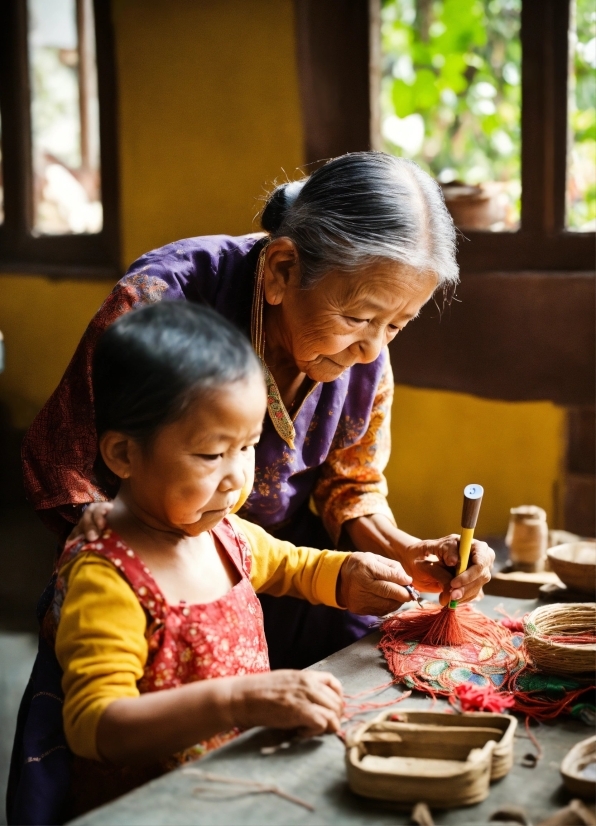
345,710,517,808
547,542,596,595
561,735,596,800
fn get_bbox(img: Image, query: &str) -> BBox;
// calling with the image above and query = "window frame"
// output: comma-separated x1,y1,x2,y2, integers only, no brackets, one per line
0,0,120,277
294,0,594,272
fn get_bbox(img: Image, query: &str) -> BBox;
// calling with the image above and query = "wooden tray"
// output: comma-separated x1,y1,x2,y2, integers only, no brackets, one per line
484,569,564,599
345,709,517,808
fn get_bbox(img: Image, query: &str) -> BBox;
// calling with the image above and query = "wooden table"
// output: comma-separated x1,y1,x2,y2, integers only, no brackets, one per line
71,596,592,826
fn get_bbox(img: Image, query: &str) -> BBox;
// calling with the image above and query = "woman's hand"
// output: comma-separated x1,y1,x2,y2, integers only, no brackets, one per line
68,501,114,542
230,670,344,737
400,534,494,606
344,514,494,606
336,552,415,615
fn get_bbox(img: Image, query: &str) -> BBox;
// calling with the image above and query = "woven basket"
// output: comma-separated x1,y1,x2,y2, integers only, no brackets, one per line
345,710,516,808
546,542,596,596
523,603,596,676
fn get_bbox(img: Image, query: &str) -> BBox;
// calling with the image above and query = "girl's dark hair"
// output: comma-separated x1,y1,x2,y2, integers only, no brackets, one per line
261,151,458,293
93,302,262,444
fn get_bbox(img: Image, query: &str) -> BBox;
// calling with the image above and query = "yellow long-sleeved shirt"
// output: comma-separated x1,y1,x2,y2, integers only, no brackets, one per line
55,514,349,761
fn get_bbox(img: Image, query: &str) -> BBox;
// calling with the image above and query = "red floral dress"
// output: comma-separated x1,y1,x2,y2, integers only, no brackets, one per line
52,517,270,814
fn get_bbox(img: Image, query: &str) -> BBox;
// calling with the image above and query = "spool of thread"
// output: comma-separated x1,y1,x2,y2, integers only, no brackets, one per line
523,603,596,676
506,505,548,572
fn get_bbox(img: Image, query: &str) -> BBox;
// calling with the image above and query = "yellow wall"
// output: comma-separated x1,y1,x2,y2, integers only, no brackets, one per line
386,386,566,538
113,0,304,266
0,276,112,429
0,0,304,427
0,0,567,534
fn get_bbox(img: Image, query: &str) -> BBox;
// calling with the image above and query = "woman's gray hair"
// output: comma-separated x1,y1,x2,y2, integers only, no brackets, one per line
261,152,459,296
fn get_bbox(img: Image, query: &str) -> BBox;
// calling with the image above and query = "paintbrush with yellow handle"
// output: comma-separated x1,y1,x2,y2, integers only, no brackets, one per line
449,483,484,609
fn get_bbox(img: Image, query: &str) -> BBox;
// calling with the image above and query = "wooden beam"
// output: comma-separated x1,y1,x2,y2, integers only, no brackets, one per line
389,271,595,405
293,0,372,165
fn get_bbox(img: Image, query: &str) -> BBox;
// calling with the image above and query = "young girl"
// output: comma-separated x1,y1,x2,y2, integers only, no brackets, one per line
11,301,415,822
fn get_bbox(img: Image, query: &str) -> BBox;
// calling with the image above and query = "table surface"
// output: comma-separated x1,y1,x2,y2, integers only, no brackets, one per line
71,596,593,826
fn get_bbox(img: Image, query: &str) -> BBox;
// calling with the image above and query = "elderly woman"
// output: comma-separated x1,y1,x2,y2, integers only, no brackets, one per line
23,152,493,669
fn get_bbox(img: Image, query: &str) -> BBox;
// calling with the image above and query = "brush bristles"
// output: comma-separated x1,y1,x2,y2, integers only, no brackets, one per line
382,603,508,649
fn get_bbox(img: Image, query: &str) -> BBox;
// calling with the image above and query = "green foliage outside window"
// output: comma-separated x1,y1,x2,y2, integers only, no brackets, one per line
381,0,596,232
381,0,521,224
568,0,596,230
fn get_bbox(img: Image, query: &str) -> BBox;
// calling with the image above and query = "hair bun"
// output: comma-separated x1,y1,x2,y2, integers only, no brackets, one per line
261,180,304,233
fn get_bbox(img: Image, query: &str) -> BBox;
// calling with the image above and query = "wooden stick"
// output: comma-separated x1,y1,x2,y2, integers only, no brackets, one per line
449,484,484,609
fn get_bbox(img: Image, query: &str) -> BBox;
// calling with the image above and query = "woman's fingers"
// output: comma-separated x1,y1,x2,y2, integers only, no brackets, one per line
429,534,461,568
412,558,452,591
447,540,494,602
87,502,113,540
69,501,115,542
412,536,494,603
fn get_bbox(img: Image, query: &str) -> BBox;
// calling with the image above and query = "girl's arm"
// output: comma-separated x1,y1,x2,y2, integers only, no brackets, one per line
231,516,414,615
97,669,342,765
56,556,342,767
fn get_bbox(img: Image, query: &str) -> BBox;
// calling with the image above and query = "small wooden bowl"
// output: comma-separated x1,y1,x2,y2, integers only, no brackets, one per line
547,542,596,595
345,710,517,808
561,735,596,800
523,603,596,676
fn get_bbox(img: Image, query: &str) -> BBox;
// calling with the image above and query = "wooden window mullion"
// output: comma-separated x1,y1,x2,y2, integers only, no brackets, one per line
521,0,570,235
0,0,33,254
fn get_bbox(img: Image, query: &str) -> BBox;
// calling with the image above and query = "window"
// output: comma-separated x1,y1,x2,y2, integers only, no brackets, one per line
0,0,119,274
377,0,594,269
567,0,596,231
381,0,522,231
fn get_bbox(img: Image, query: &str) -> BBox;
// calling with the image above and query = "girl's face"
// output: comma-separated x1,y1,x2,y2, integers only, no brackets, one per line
110,372,267,537
264,241,438,383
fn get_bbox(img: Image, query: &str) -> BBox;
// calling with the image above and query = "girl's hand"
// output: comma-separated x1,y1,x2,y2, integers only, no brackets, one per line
67,501,114,542
336,552,414,615
229,670,343,737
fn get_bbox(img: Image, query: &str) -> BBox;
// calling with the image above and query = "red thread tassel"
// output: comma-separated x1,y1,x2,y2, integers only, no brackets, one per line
382,602,509,649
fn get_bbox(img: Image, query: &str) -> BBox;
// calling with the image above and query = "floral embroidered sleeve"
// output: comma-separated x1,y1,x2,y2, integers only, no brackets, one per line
21,274,169,537
312,352,396,545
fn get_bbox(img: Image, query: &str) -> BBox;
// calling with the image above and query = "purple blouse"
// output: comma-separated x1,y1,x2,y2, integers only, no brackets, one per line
22,235,395,541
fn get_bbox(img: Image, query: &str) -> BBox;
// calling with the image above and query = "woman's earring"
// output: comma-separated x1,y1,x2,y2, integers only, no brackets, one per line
251,248,267,360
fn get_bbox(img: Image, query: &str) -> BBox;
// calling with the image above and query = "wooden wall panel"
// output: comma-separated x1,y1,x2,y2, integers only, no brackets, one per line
293,0,372,164
389,272,595,406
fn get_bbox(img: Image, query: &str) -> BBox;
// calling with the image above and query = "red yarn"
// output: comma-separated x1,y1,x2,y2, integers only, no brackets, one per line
494,605,526,633
543,633,596,645
498,616,525,633
450,682,516,713
379,603,595,721
510,686,592,720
